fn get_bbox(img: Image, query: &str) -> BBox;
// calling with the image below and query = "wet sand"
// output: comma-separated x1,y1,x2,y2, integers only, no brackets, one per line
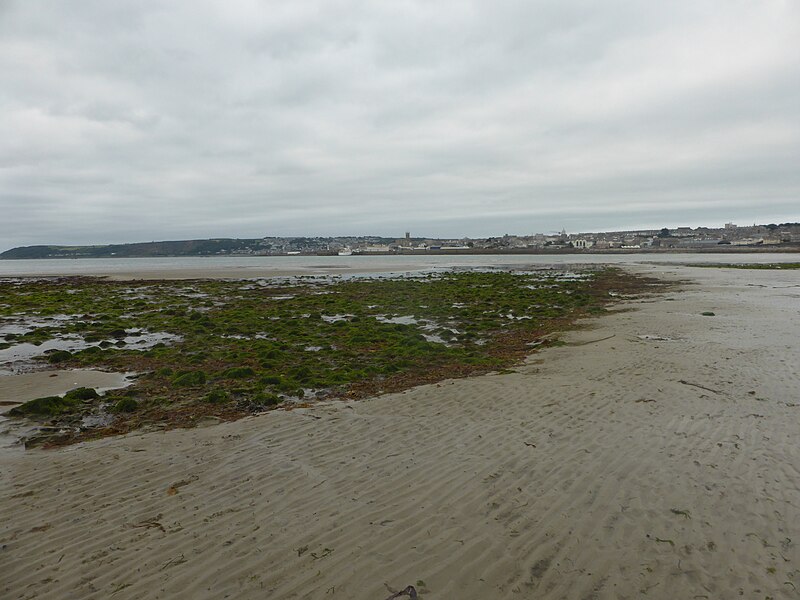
2,264,799,599
100,265,424,281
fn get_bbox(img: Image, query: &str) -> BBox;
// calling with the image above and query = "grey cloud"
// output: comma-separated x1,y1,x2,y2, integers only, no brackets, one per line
1,0,798,251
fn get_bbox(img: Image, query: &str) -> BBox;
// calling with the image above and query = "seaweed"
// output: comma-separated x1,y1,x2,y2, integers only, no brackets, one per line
111,398,139,413
9,395,80,417
64,387,99,401
0,267,665,443
172,370,207,387
220,366,255,379
7,386,100,417
202,389,230,404
46,350,73,364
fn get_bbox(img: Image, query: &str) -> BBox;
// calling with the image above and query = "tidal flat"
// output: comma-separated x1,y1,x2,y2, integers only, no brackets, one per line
4,264,799,599
695,262,800,269
0,267,660,445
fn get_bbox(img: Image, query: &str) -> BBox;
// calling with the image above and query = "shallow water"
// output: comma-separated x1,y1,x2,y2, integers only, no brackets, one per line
0,369,133,450
0,337,92,375
0,326,181,376
0,252,798,278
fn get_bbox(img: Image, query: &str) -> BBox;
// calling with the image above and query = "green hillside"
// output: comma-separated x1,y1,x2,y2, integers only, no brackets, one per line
0,239,261,259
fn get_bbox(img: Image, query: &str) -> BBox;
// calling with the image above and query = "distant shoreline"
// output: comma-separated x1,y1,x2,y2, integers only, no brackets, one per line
2,245,799,260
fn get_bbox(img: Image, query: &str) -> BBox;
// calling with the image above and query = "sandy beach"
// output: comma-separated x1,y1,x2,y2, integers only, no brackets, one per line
2,263,799,599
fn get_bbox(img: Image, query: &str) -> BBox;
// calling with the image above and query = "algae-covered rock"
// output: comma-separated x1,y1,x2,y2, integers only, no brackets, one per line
253,392,282,407
64,387,99,401
46,350,73,364
289,365,312,383
221,366,255,379
203,389,230,404
110,398,138,413
9,395,80,417
77,346,103,355
172,370,207,387
8,387,99,417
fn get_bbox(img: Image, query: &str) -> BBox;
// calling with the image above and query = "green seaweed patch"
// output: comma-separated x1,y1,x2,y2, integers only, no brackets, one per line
220,366,255,379
9,395,80,417
7,387,99,417
253,391,282,407
46,350,73,364
110,397,139,413
203,389,230,404
65,387,99,401
172,370,207,387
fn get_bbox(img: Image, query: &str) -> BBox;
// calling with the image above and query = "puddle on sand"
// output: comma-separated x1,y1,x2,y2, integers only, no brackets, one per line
0,314,83,337
375,315,419,325
0,329,181,375
0,336,93,375
0,369,133,450
321,314,353,323
637,334,681,342
374,315,456,345
422,333,448,344
121,330,182,350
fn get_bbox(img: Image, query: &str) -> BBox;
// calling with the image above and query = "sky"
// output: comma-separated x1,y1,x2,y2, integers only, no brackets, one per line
1,0,799,250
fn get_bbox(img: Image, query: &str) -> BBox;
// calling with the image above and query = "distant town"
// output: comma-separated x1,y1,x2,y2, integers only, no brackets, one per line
2,222,800,259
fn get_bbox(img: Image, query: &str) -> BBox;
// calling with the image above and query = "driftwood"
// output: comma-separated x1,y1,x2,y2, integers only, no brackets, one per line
384,585,418,599
569,334,616,347
678,380,721,394
131,520,166,533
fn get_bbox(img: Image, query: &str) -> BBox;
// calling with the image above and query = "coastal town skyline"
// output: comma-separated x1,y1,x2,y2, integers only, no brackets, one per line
3,202,799,253
4,220,800,258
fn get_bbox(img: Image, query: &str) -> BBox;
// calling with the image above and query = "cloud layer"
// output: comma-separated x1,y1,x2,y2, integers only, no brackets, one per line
2,0,799,249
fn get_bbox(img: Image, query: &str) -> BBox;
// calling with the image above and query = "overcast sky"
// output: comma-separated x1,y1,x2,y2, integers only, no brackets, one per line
1,0,799,250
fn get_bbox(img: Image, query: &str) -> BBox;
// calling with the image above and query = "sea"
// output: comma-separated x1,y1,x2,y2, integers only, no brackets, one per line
0,252,797,279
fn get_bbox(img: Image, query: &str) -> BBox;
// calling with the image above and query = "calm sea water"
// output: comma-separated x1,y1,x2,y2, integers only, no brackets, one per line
0,252,797,278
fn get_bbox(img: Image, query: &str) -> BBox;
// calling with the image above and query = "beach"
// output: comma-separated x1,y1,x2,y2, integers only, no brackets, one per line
2,263,799,599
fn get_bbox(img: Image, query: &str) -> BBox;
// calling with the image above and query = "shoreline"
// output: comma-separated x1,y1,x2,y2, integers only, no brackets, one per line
3,245,799,261
2,263,800,598
1,251,800,281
